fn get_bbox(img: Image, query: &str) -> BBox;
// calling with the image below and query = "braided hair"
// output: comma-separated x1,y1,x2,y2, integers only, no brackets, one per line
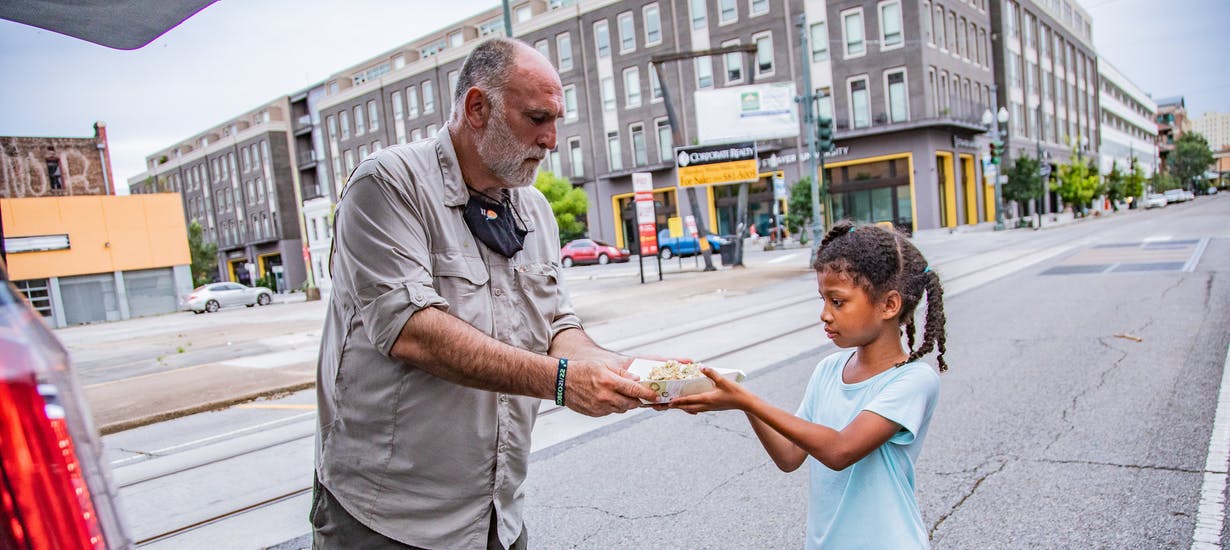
812,220,948,372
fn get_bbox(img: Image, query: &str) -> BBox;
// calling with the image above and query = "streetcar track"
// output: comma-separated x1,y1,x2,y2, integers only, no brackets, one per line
135,487,311,547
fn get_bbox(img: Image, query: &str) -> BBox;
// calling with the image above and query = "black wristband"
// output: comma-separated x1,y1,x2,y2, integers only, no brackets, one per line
554,358,568,406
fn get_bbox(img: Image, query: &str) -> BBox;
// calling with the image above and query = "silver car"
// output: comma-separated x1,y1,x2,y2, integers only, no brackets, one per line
182,282,274,313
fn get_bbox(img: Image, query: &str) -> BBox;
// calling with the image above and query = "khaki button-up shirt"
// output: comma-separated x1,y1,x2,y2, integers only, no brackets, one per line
315,128,581,549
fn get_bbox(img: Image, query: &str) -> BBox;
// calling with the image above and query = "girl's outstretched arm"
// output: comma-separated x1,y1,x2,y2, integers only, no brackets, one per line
672,368,902,471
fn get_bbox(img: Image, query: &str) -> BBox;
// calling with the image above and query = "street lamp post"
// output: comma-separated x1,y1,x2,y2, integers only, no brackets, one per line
982,105,1010,230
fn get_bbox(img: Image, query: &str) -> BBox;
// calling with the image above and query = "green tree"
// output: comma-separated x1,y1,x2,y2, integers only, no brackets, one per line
785,177,815,240
1103,161,1125,212
1002,154,1043,223
1170,132,1214,190
533,171,588,244
187,221,218,287
1054,146,1101,215
1124,158,1146,200
1149,171,1179,193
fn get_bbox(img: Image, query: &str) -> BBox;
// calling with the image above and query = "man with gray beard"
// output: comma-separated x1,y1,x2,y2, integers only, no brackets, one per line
311,37,658,549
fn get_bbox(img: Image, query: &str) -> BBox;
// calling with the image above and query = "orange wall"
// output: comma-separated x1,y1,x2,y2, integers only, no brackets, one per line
2,194,190,280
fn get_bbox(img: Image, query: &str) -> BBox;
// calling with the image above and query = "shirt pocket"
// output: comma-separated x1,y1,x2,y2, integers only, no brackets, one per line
511,261,563,352
432,251,492,331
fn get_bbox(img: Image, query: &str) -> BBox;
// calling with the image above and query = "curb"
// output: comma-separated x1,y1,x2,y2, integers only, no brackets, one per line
98,380,316,435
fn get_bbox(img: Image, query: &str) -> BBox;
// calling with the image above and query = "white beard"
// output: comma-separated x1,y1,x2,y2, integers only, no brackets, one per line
476,100,545,188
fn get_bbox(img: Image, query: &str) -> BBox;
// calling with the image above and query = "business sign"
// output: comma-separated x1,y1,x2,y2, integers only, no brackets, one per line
632,172,658,256
4,234,70,253
695,82,800,144
675,142,758,187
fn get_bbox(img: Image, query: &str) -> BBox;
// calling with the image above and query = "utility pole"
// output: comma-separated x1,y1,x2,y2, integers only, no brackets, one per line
501,0,513,37
652,44,757,272
795,14,826,250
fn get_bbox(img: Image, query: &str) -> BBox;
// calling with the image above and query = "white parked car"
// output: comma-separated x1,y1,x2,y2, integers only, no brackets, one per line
182,282,273,313
1143,194,1168,209
1162,189,1185,204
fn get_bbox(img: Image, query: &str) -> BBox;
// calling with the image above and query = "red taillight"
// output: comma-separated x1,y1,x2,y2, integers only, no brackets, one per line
0,358,105,549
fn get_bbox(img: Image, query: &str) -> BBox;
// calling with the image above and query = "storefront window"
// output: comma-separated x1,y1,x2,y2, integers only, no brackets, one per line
826,157,912,232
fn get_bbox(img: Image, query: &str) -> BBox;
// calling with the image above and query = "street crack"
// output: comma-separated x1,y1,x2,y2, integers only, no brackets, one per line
929,457,1009,541
1042,336,1128,454
1024,456,1204,475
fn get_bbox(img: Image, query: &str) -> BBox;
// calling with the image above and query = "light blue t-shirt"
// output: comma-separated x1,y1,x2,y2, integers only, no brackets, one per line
795,350,941,549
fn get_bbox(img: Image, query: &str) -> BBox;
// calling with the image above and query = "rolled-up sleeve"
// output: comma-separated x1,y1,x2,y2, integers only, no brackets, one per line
333,171,447,355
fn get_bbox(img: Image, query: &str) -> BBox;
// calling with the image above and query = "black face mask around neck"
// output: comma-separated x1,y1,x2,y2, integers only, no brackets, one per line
462,192,529,258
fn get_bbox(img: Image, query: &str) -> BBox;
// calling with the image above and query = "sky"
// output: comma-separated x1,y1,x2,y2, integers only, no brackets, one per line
1,0,1226,193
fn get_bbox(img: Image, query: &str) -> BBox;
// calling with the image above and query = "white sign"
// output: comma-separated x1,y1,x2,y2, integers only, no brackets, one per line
695,82,800,144
632,172,653,193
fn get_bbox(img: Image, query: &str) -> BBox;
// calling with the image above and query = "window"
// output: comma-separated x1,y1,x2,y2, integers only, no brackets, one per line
607,131,623,171
810,22,828,62
934,5,946,50
344,150,356,175
843,9,865,57
359,144,369,161
754,32,774,76
426,123,437,136
886,69,908,122
535,39,550,61
548,149,561,176
879,1,902,49
340,110,350,139
564,85,578,120
978,28,987,67
695,56,714,88
723,40,743,83
569,137,584,177
392,91,404,120
946,11,955,52
644,4,662,46
624,67,641,107
618,12,636,53
422,80,435,113
46,159,62,189
750,0,768,16
411,128,423,142
407,86,420,117
557,33,573,71
719,0,737,24
656,118,672,162
354,105,365,135
850,77,870,128
630,123,648,166
393,54,405,70
923,2,933,45
242,148,251,172
368,100,379,132
1006,1,1018,39
594,20,610,58
961,18,970,60
515,4,532,22
601,77,616,110
817,86,833,120
691,0,707,29
649,63,663,100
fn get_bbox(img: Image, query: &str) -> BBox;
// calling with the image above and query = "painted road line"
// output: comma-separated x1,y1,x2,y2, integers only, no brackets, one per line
768,252,802,264
1192,343,1230,549
1184,237,1210,273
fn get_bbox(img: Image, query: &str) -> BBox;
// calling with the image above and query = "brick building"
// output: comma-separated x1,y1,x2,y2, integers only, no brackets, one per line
1,122,117,198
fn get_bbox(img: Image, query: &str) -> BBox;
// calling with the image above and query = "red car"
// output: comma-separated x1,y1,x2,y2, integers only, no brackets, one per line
560,239,631,267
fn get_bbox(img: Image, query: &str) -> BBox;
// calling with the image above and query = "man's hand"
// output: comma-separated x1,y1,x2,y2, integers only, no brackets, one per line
561,359,658,416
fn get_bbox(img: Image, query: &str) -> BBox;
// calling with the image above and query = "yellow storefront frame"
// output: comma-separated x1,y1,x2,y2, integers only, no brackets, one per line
984,179,996,222
960,154,977,225
227,258,244,283
610,186,716,250
936,151,957,228
820,152,917,234
257,253,279,280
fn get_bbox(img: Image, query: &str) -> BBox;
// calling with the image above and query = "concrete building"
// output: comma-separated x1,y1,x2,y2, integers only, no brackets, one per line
1192,111,1230,150
130,99,307,292
1097,60,1157,178
989,0,1099,215
2,194,192,327
1,122,117,198
1155,95,1189,174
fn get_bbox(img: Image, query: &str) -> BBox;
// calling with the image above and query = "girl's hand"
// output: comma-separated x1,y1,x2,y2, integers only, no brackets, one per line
668,367,750,414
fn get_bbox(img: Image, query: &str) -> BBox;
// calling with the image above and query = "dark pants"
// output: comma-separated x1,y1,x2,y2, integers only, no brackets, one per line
310,475,527,550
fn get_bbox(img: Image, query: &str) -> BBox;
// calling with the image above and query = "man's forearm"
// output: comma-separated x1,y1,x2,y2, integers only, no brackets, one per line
549,327,625,364
390,306,555,399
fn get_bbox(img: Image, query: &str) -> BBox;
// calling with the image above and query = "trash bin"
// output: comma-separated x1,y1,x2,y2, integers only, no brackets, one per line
718,237,737,265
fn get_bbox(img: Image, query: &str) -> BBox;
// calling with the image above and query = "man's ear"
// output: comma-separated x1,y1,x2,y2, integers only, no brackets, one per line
463,88,490,129
881,290,903,320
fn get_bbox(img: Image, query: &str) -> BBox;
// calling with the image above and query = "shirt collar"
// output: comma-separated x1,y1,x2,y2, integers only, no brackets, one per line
435,126,535,232
435,126,469,208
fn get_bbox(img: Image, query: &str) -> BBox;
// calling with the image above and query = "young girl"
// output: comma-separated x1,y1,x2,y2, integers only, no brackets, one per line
671,220,948,549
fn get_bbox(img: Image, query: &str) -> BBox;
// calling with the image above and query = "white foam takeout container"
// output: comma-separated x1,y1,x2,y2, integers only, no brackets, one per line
627,358,746,404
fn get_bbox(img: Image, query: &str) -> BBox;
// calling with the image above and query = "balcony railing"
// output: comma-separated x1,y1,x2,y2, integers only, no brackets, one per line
298,150,317,165
294,115,313,134
830,99,991,136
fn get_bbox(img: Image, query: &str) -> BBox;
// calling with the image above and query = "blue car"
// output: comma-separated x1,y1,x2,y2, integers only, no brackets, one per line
656,229,727,260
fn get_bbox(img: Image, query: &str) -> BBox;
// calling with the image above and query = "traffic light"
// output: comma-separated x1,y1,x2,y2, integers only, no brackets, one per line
990,141,1004,165
817,117,834,153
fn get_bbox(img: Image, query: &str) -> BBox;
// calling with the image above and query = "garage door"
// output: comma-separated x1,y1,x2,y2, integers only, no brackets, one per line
59,273,118,325
125,268,177,317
